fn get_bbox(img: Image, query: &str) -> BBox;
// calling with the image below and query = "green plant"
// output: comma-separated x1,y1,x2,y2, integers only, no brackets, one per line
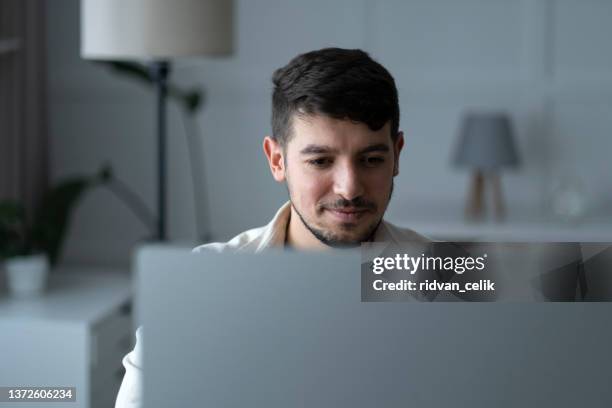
100,61,203,114
0,168,108,266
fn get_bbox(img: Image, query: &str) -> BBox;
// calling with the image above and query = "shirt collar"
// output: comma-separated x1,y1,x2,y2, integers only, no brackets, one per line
254,201,292,251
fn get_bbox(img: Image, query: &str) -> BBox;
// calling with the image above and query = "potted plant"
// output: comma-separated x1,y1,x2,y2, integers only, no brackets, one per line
0,170,107,297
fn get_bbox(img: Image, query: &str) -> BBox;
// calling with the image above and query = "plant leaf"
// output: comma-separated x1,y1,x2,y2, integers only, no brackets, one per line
0,200,26,258
29,173,103,265
98,61,203,114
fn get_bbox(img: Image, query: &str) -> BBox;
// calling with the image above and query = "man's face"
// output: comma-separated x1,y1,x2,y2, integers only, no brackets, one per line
265,114,404,247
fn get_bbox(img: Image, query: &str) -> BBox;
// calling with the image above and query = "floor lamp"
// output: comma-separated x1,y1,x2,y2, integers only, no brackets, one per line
80,0,233,240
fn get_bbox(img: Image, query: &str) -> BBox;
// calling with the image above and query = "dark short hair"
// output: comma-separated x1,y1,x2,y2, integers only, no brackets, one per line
271,48,399,147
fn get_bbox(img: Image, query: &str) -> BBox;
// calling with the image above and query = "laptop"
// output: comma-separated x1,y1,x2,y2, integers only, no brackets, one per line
136,245,612,407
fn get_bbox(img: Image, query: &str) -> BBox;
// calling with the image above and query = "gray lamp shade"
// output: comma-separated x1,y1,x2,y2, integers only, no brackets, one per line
80,0,233,60
453,113,520,171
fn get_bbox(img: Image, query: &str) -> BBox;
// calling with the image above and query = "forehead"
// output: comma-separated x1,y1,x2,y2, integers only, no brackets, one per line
288,114,391,152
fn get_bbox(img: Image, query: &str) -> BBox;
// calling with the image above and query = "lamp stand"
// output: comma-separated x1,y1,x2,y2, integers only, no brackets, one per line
465,171,505,221
490,173,505,220
150,60,170,241
466,170,484,220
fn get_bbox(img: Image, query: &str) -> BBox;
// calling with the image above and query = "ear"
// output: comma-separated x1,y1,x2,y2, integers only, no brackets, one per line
393,131,404,177
263,136,286,182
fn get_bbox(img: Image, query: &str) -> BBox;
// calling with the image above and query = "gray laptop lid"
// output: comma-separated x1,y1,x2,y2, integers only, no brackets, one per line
137,246,612,407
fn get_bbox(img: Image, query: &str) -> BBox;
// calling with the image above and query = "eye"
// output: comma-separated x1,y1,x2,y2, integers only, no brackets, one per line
307,158,332,168
362,156,385,167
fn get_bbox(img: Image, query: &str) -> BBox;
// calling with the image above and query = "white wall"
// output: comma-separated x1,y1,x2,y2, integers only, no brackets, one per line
47,0,612,266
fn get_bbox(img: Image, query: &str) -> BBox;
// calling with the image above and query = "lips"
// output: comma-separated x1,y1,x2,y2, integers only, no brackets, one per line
325,208,368,222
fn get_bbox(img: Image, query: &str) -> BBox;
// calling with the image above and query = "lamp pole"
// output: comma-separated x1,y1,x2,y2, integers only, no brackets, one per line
151,60,170,241
81,0,233,243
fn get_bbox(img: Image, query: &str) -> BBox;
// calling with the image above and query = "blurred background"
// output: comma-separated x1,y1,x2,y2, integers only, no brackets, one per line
4,0,612,269
1,1,612,406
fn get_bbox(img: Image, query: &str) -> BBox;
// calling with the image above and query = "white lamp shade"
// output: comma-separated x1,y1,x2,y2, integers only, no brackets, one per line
81,0,233,60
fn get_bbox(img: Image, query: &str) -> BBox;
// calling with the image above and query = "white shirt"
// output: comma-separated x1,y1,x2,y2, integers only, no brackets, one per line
114,201,427,408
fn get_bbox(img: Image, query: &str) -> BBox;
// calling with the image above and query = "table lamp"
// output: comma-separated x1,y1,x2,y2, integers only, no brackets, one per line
453,112,520,220
80,0,233,240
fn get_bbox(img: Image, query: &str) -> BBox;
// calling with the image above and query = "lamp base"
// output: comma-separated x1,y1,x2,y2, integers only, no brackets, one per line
465,171,505,221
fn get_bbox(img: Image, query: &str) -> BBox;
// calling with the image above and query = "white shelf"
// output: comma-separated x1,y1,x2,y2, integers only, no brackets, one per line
393,216,612,242
0,268,131,324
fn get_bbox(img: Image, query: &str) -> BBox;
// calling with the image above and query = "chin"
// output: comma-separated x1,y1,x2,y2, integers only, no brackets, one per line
293,202,383,247
319,224,379,245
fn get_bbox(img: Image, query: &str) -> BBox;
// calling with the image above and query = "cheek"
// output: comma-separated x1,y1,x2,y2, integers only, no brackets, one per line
303,177,331,207
288,166,331,206
365,169,393,199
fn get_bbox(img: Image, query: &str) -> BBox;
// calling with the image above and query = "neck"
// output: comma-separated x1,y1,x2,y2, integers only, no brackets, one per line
285,206,331,251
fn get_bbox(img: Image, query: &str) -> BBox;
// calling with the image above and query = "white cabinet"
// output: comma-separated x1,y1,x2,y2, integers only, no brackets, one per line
0,269,133,408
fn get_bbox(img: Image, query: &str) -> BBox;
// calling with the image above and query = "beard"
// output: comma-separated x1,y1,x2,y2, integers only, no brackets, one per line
287,181,394,248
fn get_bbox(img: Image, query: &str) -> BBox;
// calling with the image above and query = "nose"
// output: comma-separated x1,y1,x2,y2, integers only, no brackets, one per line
332,161,365,201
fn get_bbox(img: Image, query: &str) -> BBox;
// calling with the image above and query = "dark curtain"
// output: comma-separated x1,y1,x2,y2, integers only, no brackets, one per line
0,0,48,221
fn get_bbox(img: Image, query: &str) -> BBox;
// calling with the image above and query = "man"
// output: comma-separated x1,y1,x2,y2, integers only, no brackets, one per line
115,47,426,408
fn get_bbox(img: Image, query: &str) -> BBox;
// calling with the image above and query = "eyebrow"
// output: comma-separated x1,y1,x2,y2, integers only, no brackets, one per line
358,143,390,154
299,143,390,155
